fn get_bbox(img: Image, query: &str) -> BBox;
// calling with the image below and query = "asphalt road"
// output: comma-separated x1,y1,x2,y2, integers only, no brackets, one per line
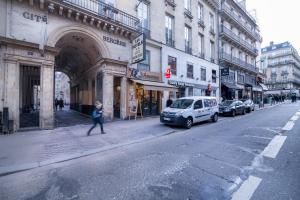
0,102,300,200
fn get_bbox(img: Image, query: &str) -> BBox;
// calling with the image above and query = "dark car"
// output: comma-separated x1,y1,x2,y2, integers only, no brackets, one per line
219,100,246,116
241,99,255,113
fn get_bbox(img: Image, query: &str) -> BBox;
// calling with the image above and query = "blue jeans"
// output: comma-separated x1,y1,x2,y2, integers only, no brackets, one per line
87,117,104,135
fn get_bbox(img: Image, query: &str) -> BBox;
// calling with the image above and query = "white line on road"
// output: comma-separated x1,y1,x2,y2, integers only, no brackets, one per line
290,115,299,121
260,135,287,158
282,121,295,131
231,176,262,200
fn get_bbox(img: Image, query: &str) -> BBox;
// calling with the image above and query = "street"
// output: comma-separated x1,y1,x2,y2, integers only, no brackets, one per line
0,102,300,200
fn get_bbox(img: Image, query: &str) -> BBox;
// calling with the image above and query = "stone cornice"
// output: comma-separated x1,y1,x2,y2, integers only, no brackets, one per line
0,36,59,54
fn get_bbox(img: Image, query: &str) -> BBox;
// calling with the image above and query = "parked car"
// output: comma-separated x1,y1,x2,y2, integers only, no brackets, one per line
219,100,246,116
160,96,219,129
241,99,255,113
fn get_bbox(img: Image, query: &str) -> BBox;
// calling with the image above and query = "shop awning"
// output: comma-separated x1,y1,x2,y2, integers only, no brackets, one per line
222,82,240,90
132,79,178,92
252,86,263,92
259,83,268,91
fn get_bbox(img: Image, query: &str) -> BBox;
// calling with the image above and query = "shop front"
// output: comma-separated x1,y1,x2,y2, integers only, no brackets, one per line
127,68,176,118
168,80,194,98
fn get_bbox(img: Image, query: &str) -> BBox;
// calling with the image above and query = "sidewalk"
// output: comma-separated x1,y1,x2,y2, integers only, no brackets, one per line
255,101,288,111
0,117,175,176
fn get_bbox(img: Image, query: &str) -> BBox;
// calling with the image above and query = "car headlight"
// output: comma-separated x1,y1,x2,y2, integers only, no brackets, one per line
175,110,185,116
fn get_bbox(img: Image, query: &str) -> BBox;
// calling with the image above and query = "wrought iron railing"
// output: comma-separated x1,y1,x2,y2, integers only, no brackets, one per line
185,42,192,54
220,3,261,41
219,51,259,73
61,0,140,31
220,25,257,55
166,37,175,47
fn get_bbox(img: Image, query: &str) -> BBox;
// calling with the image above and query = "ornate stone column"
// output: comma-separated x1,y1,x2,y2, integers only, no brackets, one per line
3,59,19,131
40,64,54,129
120,76,127,119
102,73,114,121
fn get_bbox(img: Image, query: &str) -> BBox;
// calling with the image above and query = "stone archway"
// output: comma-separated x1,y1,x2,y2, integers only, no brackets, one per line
49,26,110,125
47,25,111,58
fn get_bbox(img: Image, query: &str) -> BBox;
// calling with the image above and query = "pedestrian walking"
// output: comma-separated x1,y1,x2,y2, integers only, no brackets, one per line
166,96,173,107
54,98,59,111
59,98,64,110
87,101,106,136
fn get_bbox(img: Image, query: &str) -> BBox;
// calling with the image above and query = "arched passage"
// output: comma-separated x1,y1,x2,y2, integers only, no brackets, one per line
53,29,106,126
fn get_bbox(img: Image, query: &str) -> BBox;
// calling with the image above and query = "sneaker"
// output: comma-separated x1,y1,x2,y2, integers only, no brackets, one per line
101,132,106,134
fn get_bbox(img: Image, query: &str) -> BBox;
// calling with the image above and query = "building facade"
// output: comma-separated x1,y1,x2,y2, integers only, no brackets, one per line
0,0,153,130
219,0,262,102
161,0,220,107
262,41,300,96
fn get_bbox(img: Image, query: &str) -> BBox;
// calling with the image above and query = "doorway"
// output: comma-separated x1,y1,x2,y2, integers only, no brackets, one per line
19,65,40,128
114,77,121,118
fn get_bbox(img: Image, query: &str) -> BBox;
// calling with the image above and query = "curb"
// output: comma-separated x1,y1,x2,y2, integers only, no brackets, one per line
0,129,176,177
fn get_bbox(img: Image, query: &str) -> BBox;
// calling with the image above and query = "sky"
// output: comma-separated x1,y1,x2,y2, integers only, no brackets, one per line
246,0,300,50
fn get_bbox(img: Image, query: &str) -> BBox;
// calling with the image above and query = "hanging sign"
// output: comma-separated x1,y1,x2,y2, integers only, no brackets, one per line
165,66,171,79
132,33,145,64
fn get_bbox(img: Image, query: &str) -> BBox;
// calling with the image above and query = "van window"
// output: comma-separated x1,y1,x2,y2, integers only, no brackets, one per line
194,100,203,110
204,99,211,107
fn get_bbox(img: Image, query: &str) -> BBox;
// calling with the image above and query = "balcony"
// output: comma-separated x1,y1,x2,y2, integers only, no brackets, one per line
185,42,192,54
265,78,300,85
219,51,259,73
220,25,258,56
184,8,193,19
165,0,176,9
210,28,216,36
198,19,205,28
166,38,175,47
59,0,140,32
197,52,205,59
268,60,295,67
220,3,261,41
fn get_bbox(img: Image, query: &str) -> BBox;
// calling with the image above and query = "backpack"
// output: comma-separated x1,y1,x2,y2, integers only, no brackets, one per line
92,109,101,119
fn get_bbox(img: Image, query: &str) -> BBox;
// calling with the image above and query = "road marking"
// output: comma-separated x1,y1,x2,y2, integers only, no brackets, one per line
231,176,262,200
290,115,299,121
261,135,287,158
282,121,294,131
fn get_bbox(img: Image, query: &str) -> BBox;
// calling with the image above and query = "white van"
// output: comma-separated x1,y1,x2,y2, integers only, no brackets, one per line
160,96,219,129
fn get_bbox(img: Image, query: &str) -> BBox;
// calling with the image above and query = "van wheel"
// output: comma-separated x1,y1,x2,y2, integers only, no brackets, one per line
185,117,193,129
212,113,218,122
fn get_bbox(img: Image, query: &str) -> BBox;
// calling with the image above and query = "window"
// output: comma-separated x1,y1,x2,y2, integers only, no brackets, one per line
210,40,215,61
185,26,192,53
137,1,149,29
201,68,206,81
168,56,177,76
212,69,217,83
165,15,174,47
188,87,193,96
198,3,204,20
199,34,204,57
184,0,191,11
209,13,214,31
194,100,203,110
137,50,150,71
187,64,194,79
